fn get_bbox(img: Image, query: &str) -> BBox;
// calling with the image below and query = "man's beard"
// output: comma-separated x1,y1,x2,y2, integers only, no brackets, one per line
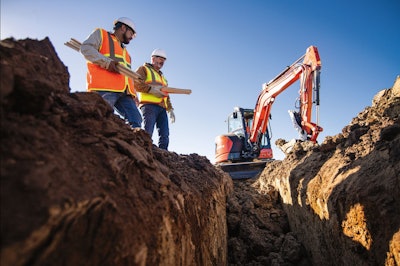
122,33,130,44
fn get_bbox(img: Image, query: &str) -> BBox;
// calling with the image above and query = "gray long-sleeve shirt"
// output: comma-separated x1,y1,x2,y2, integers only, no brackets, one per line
80,28,113,69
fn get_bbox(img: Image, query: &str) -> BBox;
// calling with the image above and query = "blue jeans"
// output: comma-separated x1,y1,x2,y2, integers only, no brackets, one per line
97,91,142,128
140,104,169,150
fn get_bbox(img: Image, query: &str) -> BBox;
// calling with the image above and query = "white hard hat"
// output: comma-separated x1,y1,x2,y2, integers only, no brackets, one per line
151,48,167,59
113,17,136,33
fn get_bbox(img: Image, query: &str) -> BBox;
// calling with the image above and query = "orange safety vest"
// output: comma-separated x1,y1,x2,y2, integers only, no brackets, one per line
137,65,168,106
87,29,135,95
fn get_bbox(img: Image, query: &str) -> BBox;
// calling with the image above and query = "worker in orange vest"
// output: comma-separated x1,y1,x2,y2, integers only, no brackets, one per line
80,17,142,128
135,49,175,150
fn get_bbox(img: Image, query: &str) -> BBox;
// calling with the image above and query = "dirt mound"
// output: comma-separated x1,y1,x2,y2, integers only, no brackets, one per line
0,37,232,265
256,77,400,265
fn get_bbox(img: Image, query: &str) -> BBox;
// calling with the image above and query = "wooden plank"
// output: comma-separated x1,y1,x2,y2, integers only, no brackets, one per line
161,87,192,94
65,38,192,95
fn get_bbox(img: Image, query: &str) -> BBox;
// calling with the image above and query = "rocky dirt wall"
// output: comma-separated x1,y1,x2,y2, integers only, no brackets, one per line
256,77,400,265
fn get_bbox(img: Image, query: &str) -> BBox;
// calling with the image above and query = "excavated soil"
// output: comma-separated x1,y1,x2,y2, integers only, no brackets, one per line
1,37,399,266
258,77,400,265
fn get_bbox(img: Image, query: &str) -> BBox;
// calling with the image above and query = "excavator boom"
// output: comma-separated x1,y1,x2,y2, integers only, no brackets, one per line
250,46,322,144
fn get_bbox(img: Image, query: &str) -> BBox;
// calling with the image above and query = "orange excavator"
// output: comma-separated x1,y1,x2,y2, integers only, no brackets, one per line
215,46,323,179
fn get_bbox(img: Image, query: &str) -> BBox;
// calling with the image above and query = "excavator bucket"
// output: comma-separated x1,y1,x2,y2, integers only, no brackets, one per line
217,160,272,179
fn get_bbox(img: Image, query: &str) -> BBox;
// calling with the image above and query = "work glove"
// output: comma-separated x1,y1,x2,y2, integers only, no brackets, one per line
168,109,176,123
149,86,167,98
107,60,119,73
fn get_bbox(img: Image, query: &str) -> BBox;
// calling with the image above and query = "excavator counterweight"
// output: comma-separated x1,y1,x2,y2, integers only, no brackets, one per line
215,46,323,179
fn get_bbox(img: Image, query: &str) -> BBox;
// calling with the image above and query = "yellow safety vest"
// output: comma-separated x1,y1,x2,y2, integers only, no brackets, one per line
138,64,168,106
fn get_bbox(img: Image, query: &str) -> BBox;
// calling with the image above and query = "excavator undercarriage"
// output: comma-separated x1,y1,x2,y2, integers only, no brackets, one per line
217,160,272,179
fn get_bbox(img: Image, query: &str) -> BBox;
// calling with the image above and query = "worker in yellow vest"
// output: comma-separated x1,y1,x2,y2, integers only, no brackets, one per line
135,49,175,150
80,17,142,128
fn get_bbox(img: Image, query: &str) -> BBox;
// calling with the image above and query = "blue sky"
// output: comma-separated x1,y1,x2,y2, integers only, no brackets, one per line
1,0,399,163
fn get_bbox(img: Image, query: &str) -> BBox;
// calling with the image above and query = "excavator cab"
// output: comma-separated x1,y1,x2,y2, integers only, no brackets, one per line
215,107,273,179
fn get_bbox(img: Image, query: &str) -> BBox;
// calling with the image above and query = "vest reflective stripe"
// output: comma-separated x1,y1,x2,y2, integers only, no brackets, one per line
87,29,135,94
138,65,168,105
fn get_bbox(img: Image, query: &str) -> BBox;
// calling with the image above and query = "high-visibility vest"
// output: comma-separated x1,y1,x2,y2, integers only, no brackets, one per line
87,29,135,95
137,65,168,105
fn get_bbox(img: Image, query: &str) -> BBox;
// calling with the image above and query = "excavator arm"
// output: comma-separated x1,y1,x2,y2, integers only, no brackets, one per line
249,46,323,147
